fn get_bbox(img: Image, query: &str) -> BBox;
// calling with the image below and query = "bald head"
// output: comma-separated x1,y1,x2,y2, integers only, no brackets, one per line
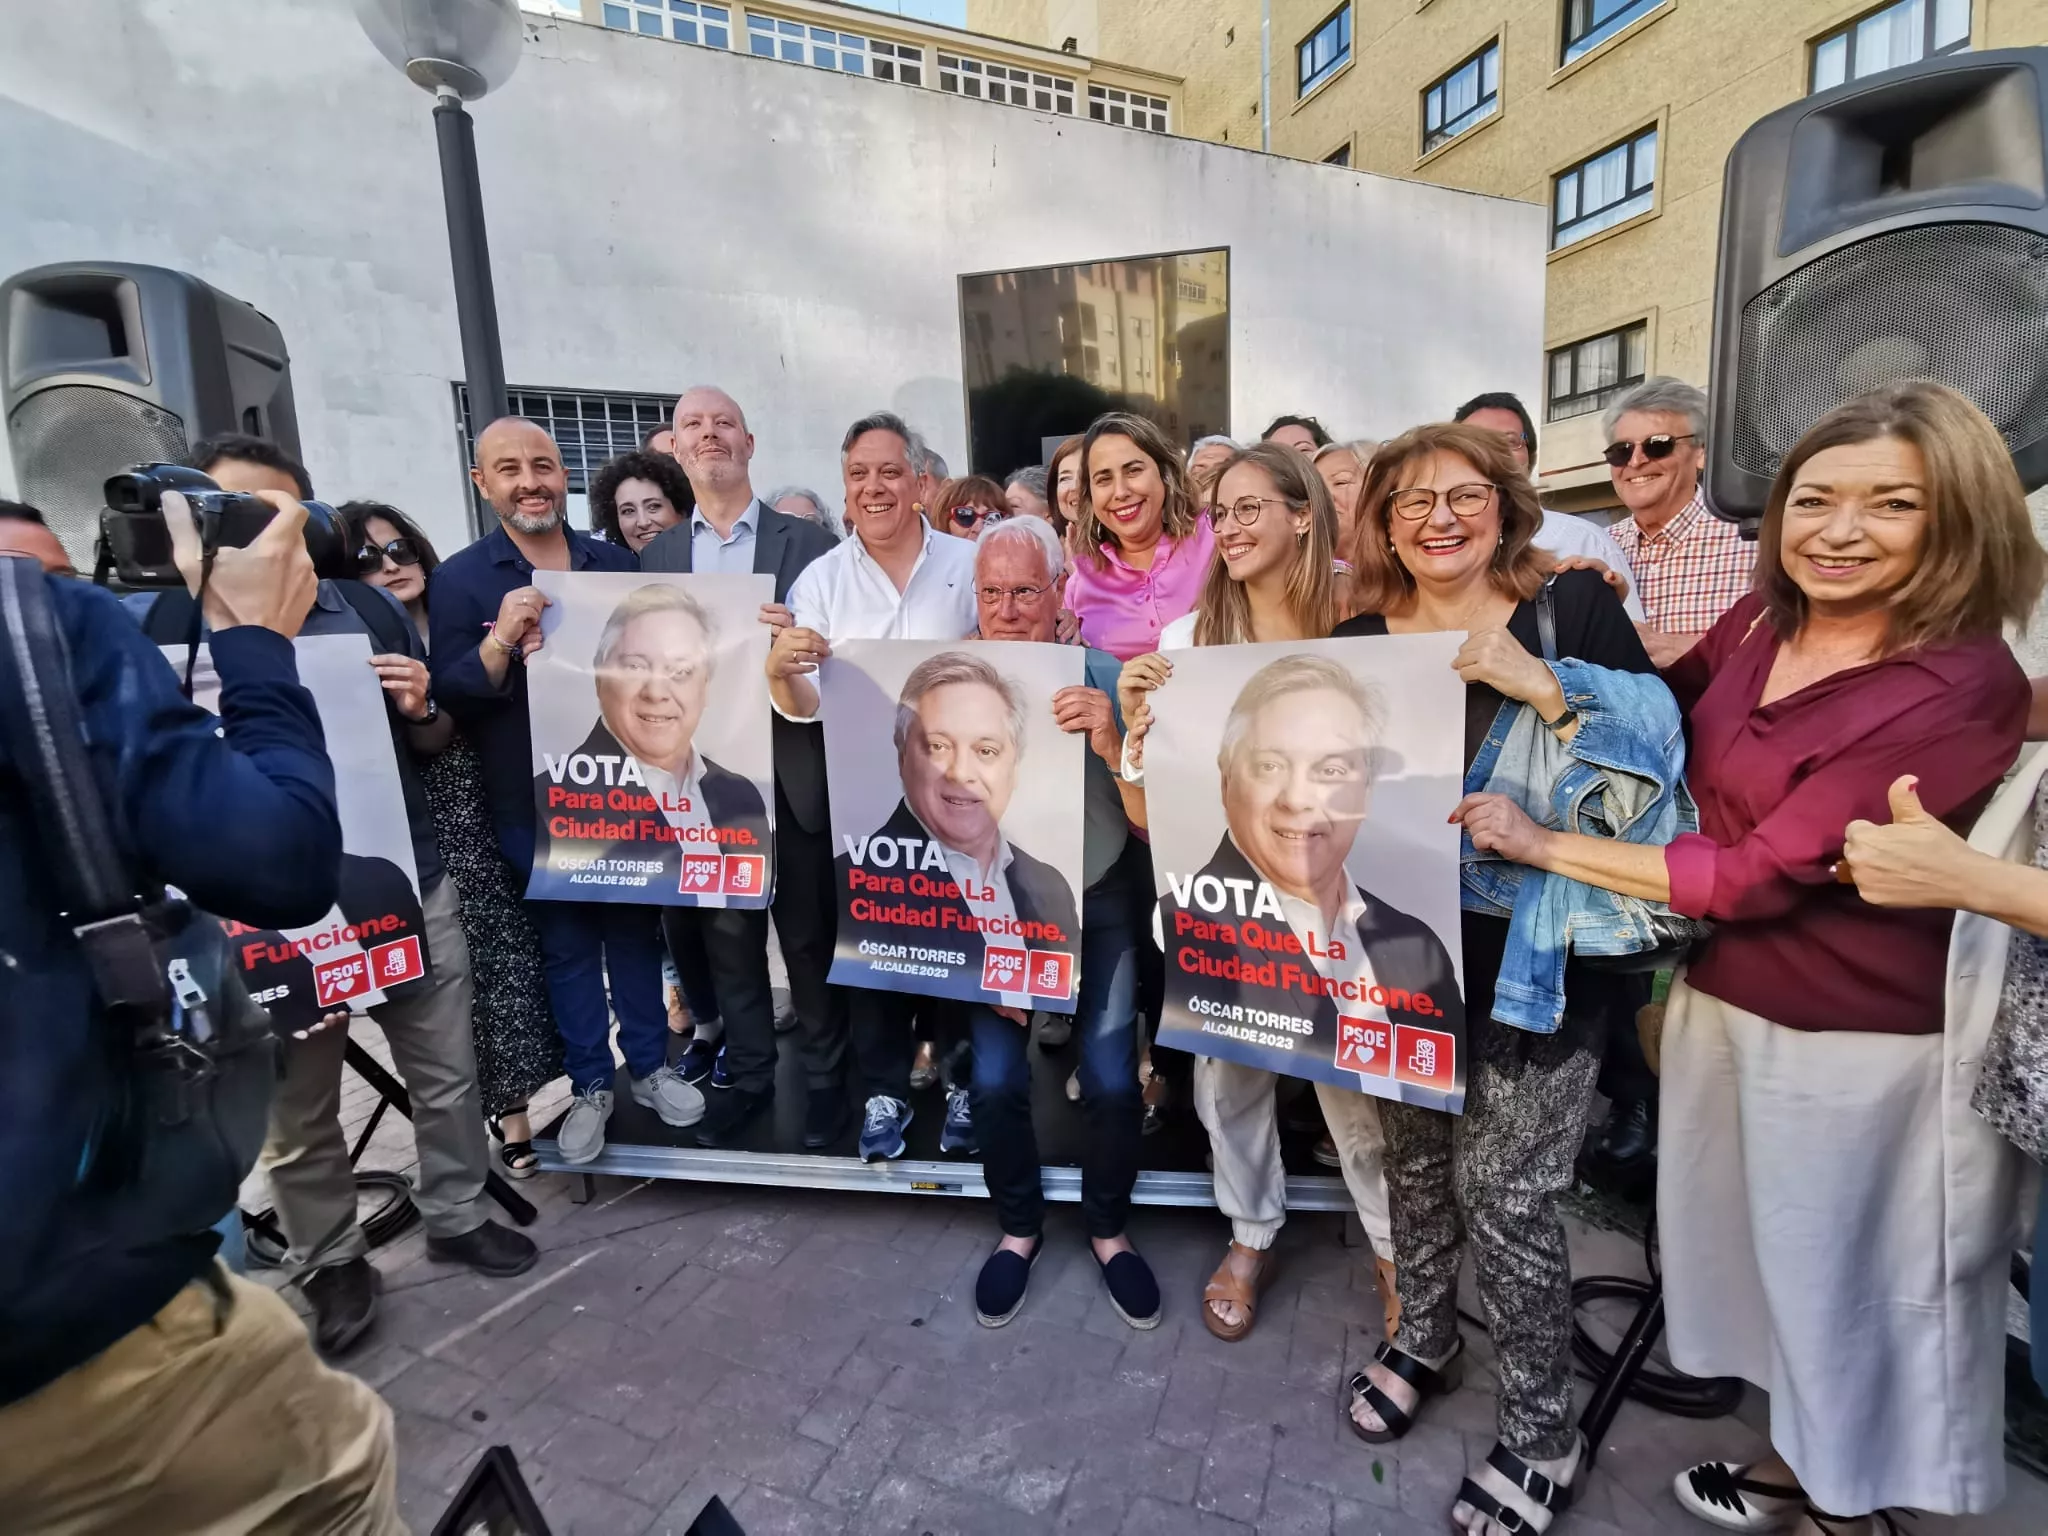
470,416,569,536
673,386,754,497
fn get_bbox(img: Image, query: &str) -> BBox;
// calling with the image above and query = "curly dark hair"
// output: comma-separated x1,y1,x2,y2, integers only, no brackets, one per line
589,449,696,548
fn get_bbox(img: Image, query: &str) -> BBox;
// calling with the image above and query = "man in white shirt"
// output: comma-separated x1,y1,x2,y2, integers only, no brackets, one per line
766,411,979,1157
1453,392,1646,622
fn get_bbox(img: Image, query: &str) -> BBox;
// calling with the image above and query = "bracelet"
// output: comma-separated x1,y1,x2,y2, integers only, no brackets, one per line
1540,704,1579,735
486,628,521,657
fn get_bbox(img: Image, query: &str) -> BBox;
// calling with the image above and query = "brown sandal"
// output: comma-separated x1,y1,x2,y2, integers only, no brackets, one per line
1374,1255,1401,1340
1202,1241,1272,1342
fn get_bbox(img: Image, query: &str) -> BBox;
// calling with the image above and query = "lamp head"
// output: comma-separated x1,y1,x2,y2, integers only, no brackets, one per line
355,0,523,100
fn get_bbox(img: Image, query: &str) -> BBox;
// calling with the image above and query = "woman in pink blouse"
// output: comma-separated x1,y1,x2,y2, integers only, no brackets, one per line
1062,413,1215,661
1454,382,2043,1536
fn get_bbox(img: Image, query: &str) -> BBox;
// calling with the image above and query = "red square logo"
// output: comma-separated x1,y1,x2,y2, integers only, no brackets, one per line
981,945,1029,993
1393,1025,1457,1090
1335,1016,1392,1077
314,953,372,1009
368,934,425,988
721,854,767,898
679,852,723,895
1024,948,1073,1000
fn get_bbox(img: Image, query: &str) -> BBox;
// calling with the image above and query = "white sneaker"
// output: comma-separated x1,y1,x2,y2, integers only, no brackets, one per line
558,1087,613,1165
631,1064,706,1128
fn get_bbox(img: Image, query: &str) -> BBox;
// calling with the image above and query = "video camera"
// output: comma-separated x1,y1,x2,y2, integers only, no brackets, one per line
98,462,349,587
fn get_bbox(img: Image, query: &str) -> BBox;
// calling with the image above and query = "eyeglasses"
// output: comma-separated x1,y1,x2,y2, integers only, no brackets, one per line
1386,483,1497,522
1602,433,1697,468
977,582,1053,606
950,505,1008,531
355,537,422,575
1205,496,1293,529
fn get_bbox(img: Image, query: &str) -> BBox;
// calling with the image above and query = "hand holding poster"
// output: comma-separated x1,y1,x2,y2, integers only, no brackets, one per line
1143,636,1469,1112
167,634,427,1033
524,571,776,906
820,640,1088,1010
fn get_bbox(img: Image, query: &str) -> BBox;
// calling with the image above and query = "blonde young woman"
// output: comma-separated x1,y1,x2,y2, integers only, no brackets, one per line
1117,442,1403,1344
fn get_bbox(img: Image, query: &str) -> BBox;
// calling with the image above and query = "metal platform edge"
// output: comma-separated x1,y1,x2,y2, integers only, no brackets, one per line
532,1139,1356,1211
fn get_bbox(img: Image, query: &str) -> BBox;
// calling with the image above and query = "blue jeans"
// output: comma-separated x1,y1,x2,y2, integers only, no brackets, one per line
529,900,668,1092
969,839,1145,1240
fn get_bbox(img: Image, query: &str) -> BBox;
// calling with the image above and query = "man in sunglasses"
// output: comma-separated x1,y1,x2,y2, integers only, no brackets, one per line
1599,378,1753,670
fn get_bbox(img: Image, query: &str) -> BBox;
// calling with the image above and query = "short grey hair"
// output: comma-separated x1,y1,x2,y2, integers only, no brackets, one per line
1188,434,1241,462
1602,376,1708,443
1005,464,1049,499
594,584,718,676
841,410,917,458
913,443,949,480
891,651,1027,761
977,514,1065,583
1217,654,1385,783
764,484,839,538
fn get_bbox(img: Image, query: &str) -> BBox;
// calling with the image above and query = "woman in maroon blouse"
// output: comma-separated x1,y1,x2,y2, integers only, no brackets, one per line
1456,381,2045,1536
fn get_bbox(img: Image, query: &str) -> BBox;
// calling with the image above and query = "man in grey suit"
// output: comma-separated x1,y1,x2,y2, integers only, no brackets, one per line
639,387,838,1147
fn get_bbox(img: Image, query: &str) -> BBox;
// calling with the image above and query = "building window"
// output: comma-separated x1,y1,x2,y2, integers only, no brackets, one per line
601,1,729,47
1298,5,1352,97
1561,0,1662,65
454,385,676,530
1324,142,1351,167
938,52,1075,112
1546,323,1648,422
1423,41,1500,153
871,38,923,86
1089,84,1169,132
1553,127,1657,249
1812,0,1970,93
748,14,872,73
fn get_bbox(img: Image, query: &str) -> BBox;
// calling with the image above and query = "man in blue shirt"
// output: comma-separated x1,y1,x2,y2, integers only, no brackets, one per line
0,501,401,1529
430,418,705,1165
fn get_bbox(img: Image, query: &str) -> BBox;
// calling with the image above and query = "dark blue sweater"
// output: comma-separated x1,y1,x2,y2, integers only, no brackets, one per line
0,576,340,1405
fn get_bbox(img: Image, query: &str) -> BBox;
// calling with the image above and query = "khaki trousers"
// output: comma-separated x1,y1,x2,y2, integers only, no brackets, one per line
263,875,489,1272
0,1264,403,1534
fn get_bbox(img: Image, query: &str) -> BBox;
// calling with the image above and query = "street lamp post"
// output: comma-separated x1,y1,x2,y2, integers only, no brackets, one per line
355,0,523,427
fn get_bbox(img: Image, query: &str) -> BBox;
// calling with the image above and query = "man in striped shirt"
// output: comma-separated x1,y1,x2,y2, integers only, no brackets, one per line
1602,378,1754,669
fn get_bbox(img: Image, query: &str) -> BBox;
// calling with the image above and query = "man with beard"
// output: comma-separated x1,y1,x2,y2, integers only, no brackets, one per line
639,387,836,1146
431,418,705,1168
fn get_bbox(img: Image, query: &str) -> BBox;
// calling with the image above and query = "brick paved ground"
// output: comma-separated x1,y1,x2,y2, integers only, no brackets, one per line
289,1028,2048,1535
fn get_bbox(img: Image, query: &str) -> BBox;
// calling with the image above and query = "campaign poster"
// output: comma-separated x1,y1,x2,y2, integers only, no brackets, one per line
166,634,427,1033
524,571,776,907
1144,636,1470,1112
819,639,1089,1011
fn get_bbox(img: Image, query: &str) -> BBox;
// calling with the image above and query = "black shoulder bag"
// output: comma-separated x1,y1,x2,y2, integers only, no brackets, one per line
0,557,276,1228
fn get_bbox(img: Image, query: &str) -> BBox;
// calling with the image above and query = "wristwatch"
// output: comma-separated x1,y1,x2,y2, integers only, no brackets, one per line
414,696,440,726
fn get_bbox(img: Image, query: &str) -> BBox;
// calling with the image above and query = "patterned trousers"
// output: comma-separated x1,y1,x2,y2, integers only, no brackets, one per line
1377,1002,1603,1459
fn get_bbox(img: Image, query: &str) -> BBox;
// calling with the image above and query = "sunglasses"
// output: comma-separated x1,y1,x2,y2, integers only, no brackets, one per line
355,537,422,575
950,505,1008,530
1602,432,1697,468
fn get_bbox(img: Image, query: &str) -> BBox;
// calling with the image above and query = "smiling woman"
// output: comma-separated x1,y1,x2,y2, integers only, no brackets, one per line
1065,413,1215,661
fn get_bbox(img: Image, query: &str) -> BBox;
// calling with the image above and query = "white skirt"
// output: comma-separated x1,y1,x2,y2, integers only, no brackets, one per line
1657,978,2011,1516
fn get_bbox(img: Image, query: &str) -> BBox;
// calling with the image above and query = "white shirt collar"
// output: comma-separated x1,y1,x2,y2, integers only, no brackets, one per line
691,499,760,542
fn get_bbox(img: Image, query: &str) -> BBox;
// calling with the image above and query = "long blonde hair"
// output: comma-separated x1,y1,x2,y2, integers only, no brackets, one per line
1193,443,1338,646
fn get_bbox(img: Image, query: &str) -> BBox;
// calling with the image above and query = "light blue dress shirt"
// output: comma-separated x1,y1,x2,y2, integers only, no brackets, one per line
689,498,762,575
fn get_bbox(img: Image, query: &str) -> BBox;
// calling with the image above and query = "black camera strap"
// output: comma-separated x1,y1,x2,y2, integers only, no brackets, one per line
0,556,170,1018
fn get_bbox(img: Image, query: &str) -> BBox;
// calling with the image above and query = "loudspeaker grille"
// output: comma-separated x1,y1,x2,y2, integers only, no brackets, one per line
7,386,189,563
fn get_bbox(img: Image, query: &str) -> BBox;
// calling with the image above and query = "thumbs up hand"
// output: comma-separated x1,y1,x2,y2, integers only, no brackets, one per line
1839,775,1977,909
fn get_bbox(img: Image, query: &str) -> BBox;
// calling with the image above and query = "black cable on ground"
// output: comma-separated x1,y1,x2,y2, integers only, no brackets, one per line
240,1171,418,1270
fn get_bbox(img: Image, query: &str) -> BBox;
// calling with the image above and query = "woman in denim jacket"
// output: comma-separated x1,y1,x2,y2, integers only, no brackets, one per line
1456,383,2043,1536
1331,423,1665,1535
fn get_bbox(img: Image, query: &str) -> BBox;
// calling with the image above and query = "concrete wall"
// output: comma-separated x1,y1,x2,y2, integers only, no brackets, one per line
0,0,1545,553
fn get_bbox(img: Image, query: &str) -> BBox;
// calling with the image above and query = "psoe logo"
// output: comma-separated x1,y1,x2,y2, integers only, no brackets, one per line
722,854,768,898
982,945,1028,993
680,852,723,894
1335,1016,1390,1077
1393,1024,1457,1090
1025,948,1073,1000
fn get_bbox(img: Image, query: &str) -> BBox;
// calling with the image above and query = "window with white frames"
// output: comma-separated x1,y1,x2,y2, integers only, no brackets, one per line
747,13,871,73
1089,84,1169,132
1812,0,1970,93
1298,6,1352,97
1561,0,1662,65
1423,41,1500,153
938,53,1075,113
600,1,729,48
871,38,923,86
1546,323,1648,422
1553,127,1657,249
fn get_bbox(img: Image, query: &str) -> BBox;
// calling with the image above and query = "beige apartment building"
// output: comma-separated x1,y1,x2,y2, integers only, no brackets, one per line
973,0,2048,507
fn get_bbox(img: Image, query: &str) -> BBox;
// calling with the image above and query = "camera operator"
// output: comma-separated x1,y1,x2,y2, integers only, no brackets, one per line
132,435,538,1357
0,499,403,1530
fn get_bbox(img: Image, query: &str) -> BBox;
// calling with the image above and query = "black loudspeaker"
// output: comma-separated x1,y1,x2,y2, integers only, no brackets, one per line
1709,47,2048,525
1,263,299,560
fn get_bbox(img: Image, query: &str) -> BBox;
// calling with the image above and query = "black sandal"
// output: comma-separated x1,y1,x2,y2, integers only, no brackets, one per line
489,1111,539,1179
1454,1438,1582,1535
1346,1336,1465,1444
1807,1508,1912,1536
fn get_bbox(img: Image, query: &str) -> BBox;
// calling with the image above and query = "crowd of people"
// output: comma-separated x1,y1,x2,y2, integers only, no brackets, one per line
4,368,2048,1536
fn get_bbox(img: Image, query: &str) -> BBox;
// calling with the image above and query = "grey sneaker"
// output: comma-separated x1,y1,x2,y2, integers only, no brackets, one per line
558,1087,613,1165
631,1064,706,1128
